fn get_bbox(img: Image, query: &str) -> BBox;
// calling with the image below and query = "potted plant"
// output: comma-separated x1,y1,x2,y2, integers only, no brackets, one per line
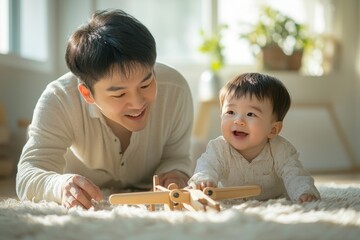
198,24,227,73
240,6,314,71
197,25,227,101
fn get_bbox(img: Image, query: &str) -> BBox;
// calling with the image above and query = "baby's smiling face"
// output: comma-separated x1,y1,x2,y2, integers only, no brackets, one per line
221,94,280,161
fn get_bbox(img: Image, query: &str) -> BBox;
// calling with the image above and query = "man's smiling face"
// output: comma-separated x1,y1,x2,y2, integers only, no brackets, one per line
89,63,157,132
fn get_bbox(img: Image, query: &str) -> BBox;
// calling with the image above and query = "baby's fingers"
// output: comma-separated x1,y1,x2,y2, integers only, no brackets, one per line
200,181,216,190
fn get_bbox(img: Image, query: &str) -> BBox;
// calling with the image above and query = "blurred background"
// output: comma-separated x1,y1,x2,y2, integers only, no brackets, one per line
0,0,359,180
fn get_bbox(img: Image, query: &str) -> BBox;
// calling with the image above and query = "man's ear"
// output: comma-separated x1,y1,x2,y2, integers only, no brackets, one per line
78,83,95,104
268,121,283,139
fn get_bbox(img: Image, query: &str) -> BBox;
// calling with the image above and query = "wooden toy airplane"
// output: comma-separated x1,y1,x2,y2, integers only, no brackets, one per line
109,175,261,212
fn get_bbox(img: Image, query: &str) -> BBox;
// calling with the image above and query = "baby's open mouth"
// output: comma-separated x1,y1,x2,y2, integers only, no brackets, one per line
233,131,248,137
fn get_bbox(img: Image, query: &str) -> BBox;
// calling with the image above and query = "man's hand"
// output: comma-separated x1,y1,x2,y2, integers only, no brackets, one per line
158,170,189,189
62,175,103,209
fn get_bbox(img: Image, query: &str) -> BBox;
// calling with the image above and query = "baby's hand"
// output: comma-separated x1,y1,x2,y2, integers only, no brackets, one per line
298,193,318,203
189,180,217,190
199,180,217,190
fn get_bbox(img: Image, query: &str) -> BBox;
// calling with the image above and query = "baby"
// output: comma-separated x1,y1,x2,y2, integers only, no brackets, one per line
188,73,320,203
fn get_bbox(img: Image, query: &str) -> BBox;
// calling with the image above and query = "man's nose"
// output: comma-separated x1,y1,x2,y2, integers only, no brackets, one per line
129,92,145,109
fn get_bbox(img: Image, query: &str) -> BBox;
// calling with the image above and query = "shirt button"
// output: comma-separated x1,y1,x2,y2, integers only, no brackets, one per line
121,162,125,166
114,139,117,142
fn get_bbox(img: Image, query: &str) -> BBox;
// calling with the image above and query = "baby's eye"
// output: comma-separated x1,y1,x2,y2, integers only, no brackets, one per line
247,112,256,117
225,110,235,115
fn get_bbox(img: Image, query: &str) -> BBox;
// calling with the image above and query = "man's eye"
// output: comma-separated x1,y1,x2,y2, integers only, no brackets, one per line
141,78,153,89
141,83,151,89
113,93,125,98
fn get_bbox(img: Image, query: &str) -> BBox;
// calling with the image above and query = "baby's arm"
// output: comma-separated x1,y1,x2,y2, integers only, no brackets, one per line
273,138,321,202
279,157,321,202
188,138,225,190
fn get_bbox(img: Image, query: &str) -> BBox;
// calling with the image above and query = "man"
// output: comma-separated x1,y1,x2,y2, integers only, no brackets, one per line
16,9,194,209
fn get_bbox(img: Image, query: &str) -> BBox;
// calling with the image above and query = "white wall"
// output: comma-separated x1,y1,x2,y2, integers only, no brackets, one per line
0,0,359,172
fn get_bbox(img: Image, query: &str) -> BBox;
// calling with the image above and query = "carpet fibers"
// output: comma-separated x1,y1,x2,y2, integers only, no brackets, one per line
1,183,360,240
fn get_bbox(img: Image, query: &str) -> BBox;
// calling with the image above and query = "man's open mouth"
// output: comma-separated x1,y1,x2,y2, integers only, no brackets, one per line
126,108,146,119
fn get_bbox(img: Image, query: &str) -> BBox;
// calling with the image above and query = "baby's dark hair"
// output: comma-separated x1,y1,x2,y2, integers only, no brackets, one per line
219,73,291,121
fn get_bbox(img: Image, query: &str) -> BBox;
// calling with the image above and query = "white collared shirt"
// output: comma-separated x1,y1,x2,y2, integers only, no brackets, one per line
189,135,320,201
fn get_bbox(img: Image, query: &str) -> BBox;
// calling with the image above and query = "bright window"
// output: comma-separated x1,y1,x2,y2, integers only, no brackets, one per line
95,0,203,64
95,0,334,75
0,0,48,62
0,0,335,75
19,0,48,61
0,0,9,54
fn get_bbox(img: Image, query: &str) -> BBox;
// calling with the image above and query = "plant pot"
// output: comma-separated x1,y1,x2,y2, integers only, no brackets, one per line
261,45,303,71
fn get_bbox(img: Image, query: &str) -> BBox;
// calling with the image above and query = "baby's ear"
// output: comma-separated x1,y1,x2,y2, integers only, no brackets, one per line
78,83,95,104
268,121,283,138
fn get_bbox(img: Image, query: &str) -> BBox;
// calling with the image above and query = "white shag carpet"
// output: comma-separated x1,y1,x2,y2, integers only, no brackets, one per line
1,183,360,240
